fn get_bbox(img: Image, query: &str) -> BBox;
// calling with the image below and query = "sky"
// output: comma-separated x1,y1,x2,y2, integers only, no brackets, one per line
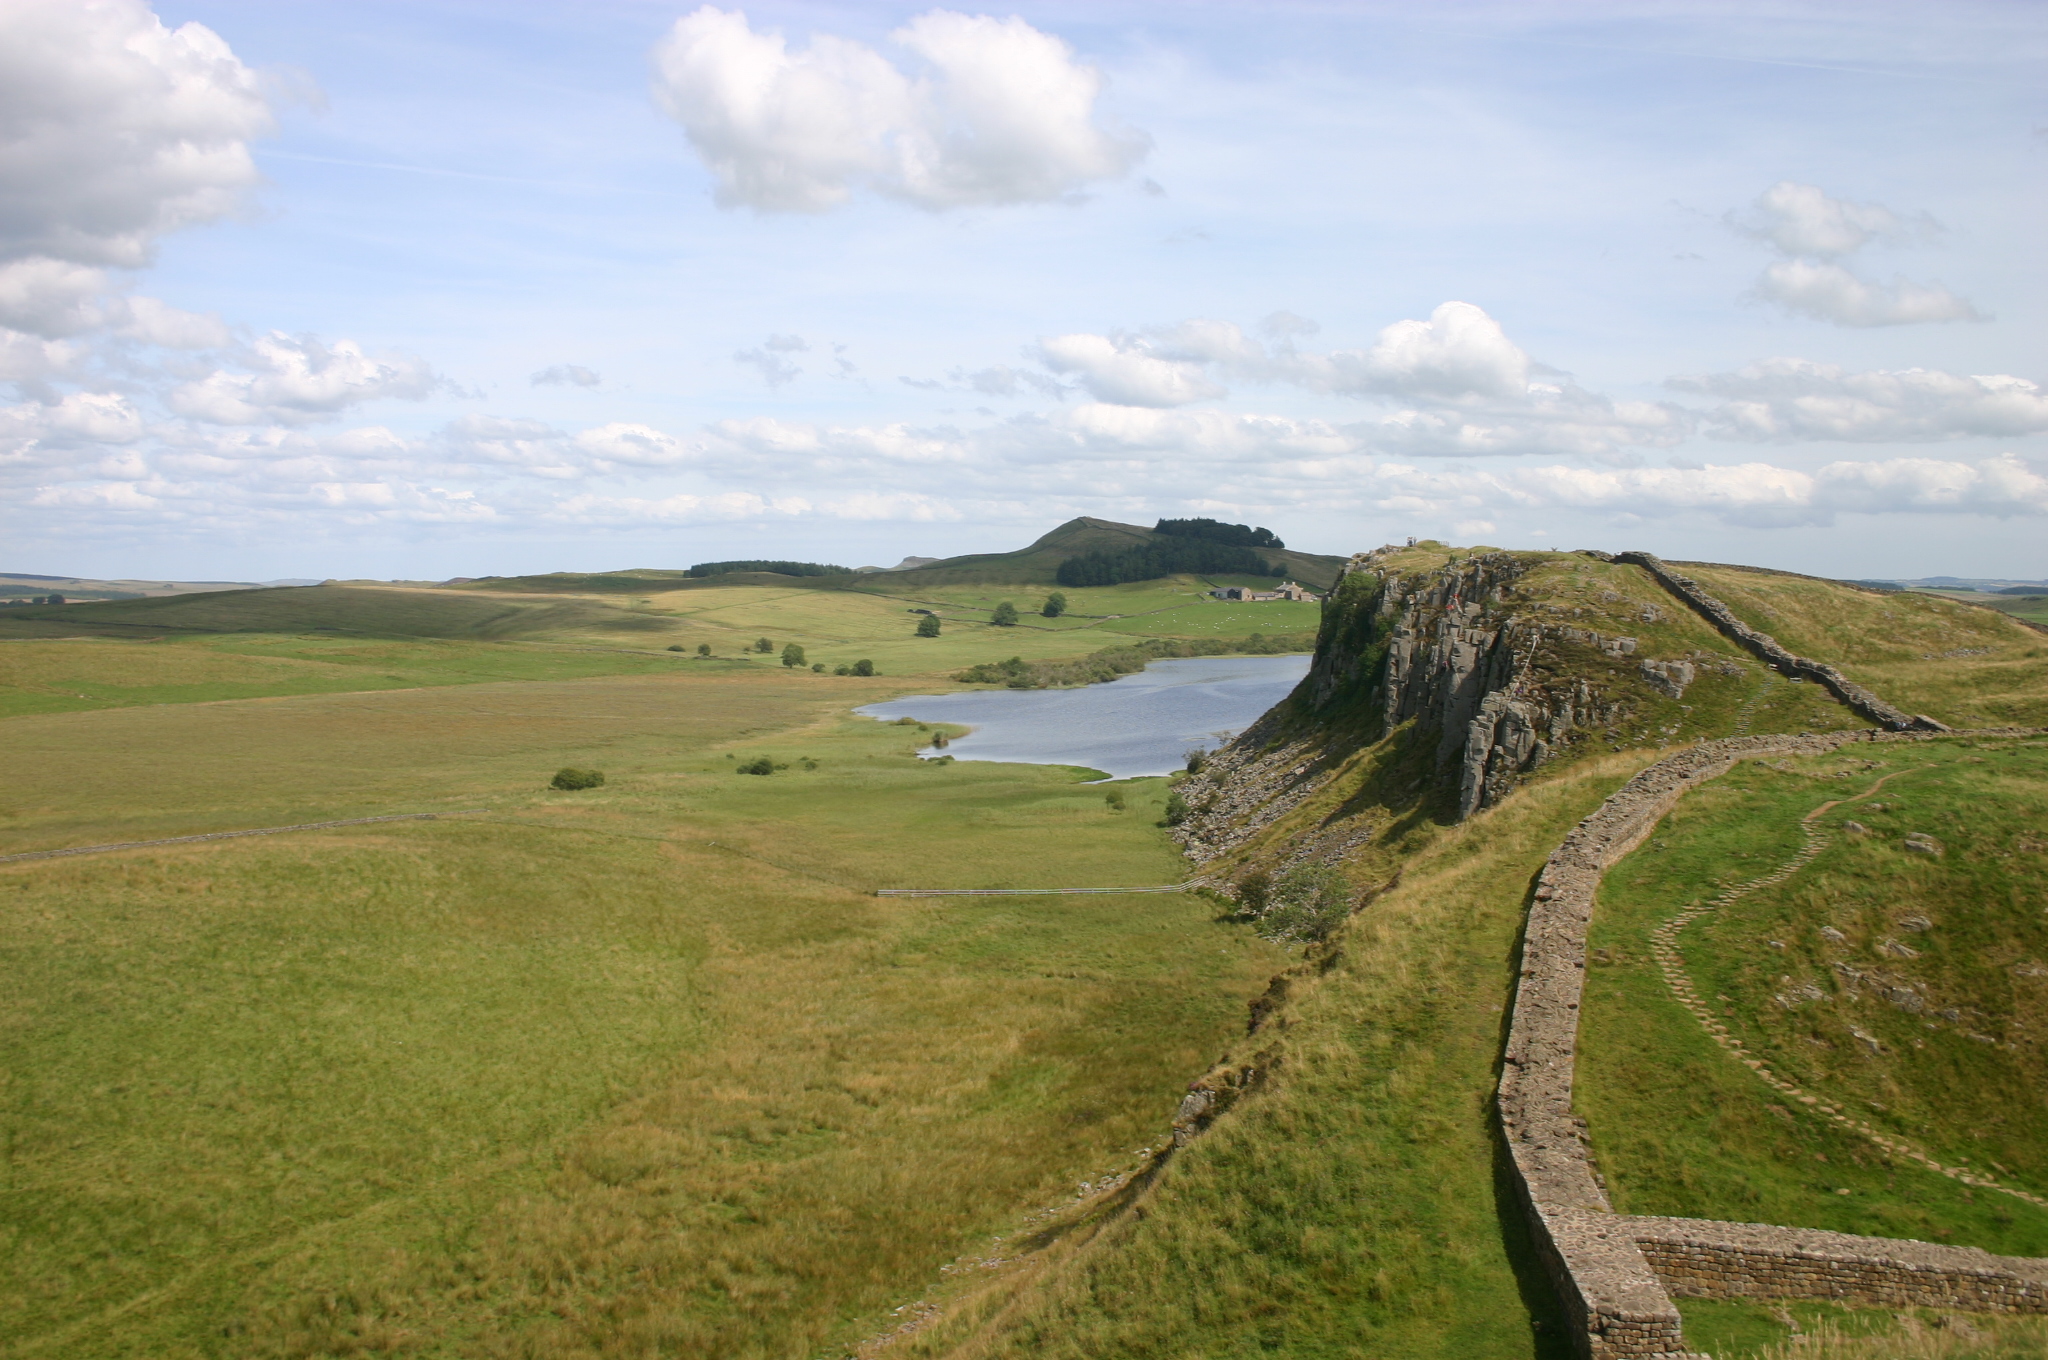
2,0,2044,581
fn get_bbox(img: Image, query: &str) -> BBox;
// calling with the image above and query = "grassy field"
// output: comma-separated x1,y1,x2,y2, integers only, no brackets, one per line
1579,736,2048,1259
0,670,1288,1358
1912,588,2048,629
1676,567,2048,728
0,575,1324,722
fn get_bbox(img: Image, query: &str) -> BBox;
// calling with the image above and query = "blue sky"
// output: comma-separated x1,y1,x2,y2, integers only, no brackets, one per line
3,0,2044,579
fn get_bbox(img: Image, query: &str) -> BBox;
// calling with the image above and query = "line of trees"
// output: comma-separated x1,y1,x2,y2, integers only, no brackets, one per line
1056,539,1281,588
1153,517,1285,549
687,560,852,578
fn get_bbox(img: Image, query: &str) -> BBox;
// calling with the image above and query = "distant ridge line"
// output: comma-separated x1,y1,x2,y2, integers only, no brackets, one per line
875,885,1187,897
0,810,487,864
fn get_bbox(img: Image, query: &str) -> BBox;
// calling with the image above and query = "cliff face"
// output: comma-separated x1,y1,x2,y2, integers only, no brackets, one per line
1305,547,1673,821
1174,542,1879,874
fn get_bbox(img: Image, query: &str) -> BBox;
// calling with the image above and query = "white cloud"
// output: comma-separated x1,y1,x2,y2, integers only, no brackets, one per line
530,363,601,388
1674,359,2048,442
573,421,695,468
734,333,808,388
0,392,145,481
1037,333,1225,407
114,294,231,349
1726,182,1981,327
1751,260,1982,327
1293,301,1532,401
0,0,274,269
168,332,441,425
1733,181,1936,259
0,258,110,336
649,7,1146,213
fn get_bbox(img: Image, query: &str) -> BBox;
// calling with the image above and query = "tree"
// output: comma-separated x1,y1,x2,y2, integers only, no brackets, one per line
991,600,1019,627
915,613,941,637
1041,592,1067,618
781,642,806,668
1162,791,1190,825
812,662,825,672
754,637,774,653
852,659,875,676
1103,789,1126,811
667,644,686,652
551,767,605,790
697,643,712,657
45,593,64,605
1257,864,1353,941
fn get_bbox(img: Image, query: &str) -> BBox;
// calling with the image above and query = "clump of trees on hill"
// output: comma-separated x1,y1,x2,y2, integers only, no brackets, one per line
687,560,851,578
1153,517,1284,549
1057,538,1281,588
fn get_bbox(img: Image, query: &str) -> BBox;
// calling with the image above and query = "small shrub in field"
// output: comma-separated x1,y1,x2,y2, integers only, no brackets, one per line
781,643,806,668
991,601,1019,627
852,659,875,676
551,767,605,791
754,637,773,653
736,757,774,775
811,662,825,672
1162,791,1190,825
1258,864,1353,942
915,613,941,637
697,643,712,657
1104,790,1126,811
667,644,686,652
1042,591,1067,618
1235,869,1271,915
834,665,851,675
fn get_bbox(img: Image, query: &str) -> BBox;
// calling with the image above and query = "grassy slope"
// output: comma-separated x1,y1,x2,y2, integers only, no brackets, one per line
1674,566,2048,728
1579,737,2048,1252
895,552,2044,1359
898,754,1685,1360
0,671,1286,1358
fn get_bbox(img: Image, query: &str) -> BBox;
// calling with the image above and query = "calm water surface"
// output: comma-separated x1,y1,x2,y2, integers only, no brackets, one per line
855,653,1311,779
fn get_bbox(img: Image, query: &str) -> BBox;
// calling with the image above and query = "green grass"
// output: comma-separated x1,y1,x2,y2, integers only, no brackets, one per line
0,671,1287,1358
893,750,1692,1360
1579,736,2048,1256
1678,567,2048,728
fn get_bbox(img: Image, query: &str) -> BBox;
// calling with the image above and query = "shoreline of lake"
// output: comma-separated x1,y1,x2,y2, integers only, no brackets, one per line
855,653,1311,780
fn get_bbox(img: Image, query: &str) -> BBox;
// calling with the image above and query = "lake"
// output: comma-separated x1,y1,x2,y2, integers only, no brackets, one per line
855,653,1311,780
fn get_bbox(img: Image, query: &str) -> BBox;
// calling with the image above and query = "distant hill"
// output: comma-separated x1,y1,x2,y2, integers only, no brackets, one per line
447,519,1351,595
866,517,1350,589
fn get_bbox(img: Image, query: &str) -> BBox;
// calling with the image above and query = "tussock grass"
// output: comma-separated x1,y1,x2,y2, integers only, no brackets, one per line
1579,737,2048,1254
0,671,1286,1357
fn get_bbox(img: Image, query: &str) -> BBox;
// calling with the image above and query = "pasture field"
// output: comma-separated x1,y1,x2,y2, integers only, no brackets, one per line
1676,567,2048,728
1578,737,2048,1260
0,669,1288,1358
0,575,1324,722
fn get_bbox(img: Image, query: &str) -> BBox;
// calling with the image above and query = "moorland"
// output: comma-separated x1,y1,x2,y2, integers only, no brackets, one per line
4,521,2045,1360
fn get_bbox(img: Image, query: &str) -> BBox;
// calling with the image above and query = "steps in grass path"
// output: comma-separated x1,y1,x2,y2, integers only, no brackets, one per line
1497,726,2048,1359
1647,771,2048,1212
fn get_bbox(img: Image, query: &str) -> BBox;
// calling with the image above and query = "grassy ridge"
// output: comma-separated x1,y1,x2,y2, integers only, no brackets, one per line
1675,566,2048,728
0,671,1286,1357
1579,736,2048,1257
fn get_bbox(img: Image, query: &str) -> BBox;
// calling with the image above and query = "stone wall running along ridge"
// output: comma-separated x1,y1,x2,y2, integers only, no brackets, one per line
1614,551,1947,734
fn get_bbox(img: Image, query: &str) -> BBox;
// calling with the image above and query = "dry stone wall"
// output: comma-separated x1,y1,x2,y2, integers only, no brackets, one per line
1499,729,2048,1358
1615,551,1946,734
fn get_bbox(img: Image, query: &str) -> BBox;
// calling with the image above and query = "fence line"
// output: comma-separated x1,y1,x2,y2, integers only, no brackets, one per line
0,810,487,865
874,885,1188,897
